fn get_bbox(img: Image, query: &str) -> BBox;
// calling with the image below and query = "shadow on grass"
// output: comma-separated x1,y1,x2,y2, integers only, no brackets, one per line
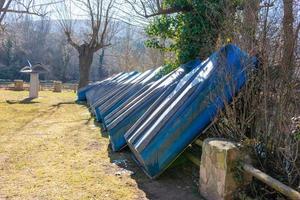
78,100,202,199
99,123,109,138
51,101,76,108
6,97,40,104
83,113,109,138
85,108,109,138
106,141,202,200
93,118,108,138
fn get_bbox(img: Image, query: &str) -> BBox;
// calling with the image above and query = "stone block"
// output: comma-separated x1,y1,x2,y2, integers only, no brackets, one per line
53,81,62,93
14,80,24,91
199,138,251,200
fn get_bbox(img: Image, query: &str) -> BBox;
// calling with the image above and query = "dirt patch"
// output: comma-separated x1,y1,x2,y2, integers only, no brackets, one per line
0,154,9,170
85,141,102,151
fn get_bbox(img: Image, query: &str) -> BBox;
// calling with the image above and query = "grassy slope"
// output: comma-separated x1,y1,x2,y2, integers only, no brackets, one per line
0,90,142,200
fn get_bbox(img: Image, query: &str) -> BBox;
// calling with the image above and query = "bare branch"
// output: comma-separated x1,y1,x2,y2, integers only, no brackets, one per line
0,0,61,25
58,0,117,55
65,30,80,51
144,6,192,18
0,0,13,24
125,0,193,18
259,1,275,8
93,42,111,51
98,0,114,49
2,8,47,16
294,22,300,45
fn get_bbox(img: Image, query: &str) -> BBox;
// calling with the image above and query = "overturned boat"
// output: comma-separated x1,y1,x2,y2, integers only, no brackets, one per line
125,44,257,178
85,71,138,107
106,59,201,151
77,72,127,101
94,68,161,122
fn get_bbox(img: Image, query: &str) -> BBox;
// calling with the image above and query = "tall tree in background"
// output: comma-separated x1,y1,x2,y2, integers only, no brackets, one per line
282,0,299,77
241,0,259,52
59,0,117,88
127,0,240,73
0,0,60,28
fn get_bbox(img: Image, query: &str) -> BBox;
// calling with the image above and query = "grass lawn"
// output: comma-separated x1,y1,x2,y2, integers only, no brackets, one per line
0,90,200,200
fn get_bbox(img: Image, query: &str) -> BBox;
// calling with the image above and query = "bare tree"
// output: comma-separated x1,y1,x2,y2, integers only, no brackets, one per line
282,0,299,75
125,0,192,18
241,0,260,52
0,0,62,26
58,0,117,88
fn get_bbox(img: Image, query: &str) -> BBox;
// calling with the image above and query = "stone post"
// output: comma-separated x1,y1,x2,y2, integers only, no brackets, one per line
53,81,62,93
14,80,24,91
73,84,78,93
29,73,39,98
199,138,251,200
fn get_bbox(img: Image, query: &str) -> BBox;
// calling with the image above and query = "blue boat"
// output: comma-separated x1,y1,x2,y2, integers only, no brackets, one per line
125,44,257,178
77,72,124,101
106,59,201,151
85,72,127,105
94,68,161,123
98,68,162,121
86,71,138,107
89,71,142,119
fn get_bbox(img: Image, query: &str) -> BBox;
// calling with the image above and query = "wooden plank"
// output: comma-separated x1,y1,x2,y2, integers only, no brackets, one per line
185,152,200,167
194,139,203,147
243,163,300,199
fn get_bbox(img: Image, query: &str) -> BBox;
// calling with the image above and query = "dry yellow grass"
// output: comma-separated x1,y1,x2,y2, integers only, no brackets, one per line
0,90,144,200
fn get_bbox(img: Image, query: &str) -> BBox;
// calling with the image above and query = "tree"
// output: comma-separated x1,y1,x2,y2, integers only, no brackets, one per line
281,0,299,77
241,0,259,52
0,0,61,27
59,0,117,88
127,0,240,73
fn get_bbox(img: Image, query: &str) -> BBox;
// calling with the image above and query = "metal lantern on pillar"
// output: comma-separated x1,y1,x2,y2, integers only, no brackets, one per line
20,61,48,98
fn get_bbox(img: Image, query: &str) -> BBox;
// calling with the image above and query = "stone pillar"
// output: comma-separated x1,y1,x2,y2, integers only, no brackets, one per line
14,80,24,91
199,138,251,200
53,81,62,92
29,73,39,98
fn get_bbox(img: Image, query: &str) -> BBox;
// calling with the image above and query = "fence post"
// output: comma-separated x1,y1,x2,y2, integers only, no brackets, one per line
29,73,39,98
199,138,251,200
73,84,78,93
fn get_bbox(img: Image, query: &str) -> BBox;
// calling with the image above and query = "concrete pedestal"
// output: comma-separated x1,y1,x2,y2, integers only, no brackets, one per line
29,73,39,98
53,81,62,92
199,138,251,200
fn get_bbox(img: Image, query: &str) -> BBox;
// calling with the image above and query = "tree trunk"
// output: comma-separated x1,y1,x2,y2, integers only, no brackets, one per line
158,38,165,66
78,46,94,89
242,0,259,52
282,0,295,76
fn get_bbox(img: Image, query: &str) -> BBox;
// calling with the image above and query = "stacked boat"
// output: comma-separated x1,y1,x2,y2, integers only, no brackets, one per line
77,44,257,178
